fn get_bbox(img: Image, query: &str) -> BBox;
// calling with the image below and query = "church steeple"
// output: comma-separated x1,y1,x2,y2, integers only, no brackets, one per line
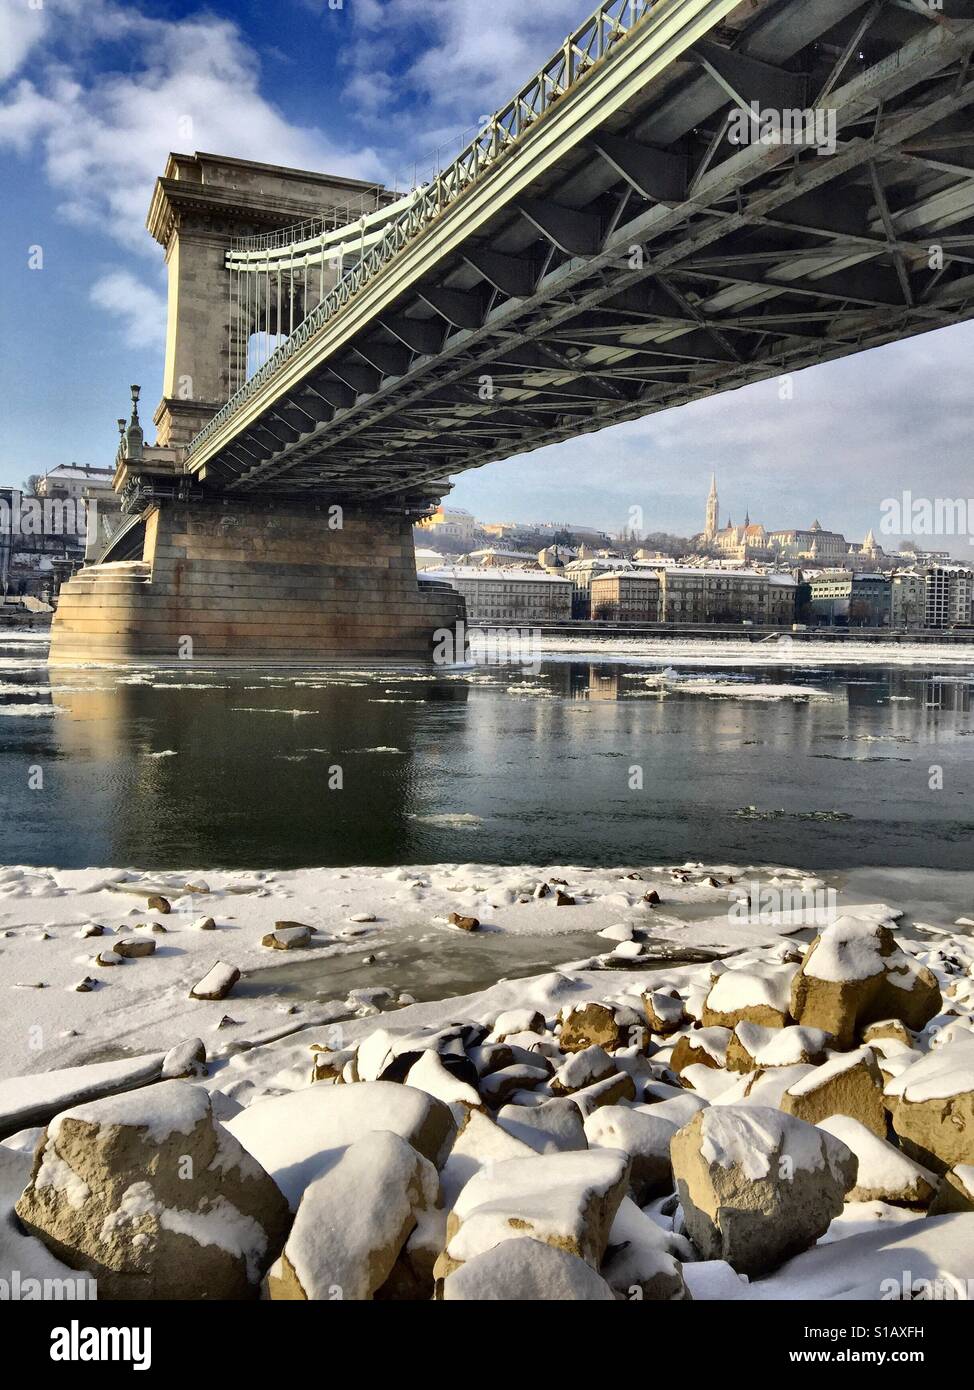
704,472,719,541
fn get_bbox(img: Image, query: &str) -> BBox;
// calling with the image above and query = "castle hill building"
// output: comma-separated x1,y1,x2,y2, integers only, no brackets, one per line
590,570,662,622
425,566,572,624
563,555,624,618
417,506,477,544
807,571,892,627
921,564,974,628
658,567,797,625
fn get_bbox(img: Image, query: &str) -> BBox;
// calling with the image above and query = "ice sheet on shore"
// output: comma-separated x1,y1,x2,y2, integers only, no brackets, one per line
0,858,914,1083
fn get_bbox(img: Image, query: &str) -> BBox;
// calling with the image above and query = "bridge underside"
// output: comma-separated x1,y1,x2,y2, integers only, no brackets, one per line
184,0,974,505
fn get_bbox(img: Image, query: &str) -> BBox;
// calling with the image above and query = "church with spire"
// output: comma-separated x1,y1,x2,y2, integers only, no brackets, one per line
698,472,771,561
695,473,885,567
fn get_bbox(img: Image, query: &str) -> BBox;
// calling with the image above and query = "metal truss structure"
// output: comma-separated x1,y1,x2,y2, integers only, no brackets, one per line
185,0,974,506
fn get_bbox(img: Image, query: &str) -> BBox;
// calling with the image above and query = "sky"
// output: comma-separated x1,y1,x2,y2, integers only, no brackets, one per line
1,0,972,555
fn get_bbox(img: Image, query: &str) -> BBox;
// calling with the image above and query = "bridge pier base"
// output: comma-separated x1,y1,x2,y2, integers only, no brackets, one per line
49,501,465,664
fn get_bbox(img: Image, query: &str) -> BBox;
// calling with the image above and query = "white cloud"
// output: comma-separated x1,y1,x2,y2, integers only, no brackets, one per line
0,0,386,253
0,0,49,82
90,269,167,347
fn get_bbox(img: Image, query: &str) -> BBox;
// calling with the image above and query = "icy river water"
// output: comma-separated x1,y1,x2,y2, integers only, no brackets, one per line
1,631,972,874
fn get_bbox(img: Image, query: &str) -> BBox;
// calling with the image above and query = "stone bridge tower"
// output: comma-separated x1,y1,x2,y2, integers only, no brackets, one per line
48,152,465,664
147,152,387,446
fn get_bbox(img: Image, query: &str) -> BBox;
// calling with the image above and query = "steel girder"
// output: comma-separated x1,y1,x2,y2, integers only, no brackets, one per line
188,0,974,503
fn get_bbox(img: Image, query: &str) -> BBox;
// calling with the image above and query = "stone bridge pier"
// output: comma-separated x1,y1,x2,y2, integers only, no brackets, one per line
50,498,465,663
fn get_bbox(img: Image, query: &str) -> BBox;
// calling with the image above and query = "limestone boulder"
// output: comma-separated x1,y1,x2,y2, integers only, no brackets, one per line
265,1130,438,1300
442,1236,616,1301
862,1019,914,1047
670,1027,731,1075
189,961,239,1001
434,1147,629,1280
701,965,794,1031
642,989,686,1037
887,1041,974,1172
550,1044,616,1096
671,1104,857,1276
557,1001,643,1054
496,1098,587,1155
601,1196,692,1300
780,1047,888,1137
726,1022,830,1074
225,1080,455,1209
569,1070,637,1116
15,1081,290,1299
929,1165,974,1215
439,1108,537,1211
261,924,312,950
161,1038,207,1080
488,1009,546,1042
114,938,157,960
584,1104,677,1201
790,917,941,1049
818,1115,937,1207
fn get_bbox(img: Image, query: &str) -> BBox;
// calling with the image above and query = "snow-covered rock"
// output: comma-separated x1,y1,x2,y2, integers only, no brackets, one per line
671,1105,857,1276
405,1050,481,1112
488,1009,545,1042
496,1098,587,1155
702,965,795,1031
225,1081,455,1209
435,1148,630,1279
781,1047,887,1137
550,1044,616,1096
557,1001,644,1054
261,924,312,950
726,1022,829,1073
161,1038,207,1080
886,1040,974,1172
442,1236,616,1301
601,1196,691,1300
584,1104,677,1201
790,918,941,1048
747,1213,974,1300
189,961,239,1001
642,988,686,1036
817,1115,937,1207
16,1081,290,1299
670,1026,731,1074
265,1130,438,1300
929,1165,974,1215
440,1108,537,1210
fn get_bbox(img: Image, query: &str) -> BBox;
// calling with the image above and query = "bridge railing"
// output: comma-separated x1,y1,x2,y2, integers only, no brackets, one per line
188,0,660,461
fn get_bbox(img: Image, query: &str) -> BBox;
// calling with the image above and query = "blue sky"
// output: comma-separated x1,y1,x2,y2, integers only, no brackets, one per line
2,0,972,552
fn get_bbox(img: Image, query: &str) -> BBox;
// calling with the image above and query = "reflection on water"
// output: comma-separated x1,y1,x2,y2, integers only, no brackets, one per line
0,637,972,871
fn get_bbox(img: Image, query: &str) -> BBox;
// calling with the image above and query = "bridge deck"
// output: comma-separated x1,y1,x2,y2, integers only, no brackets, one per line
177,0,974,505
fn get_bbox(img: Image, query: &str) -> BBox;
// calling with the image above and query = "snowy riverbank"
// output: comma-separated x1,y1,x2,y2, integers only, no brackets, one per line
2,859,974,1301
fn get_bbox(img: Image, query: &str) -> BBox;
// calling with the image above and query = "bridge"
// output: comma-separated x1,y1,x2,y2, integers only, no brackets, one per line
51,0,974,662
